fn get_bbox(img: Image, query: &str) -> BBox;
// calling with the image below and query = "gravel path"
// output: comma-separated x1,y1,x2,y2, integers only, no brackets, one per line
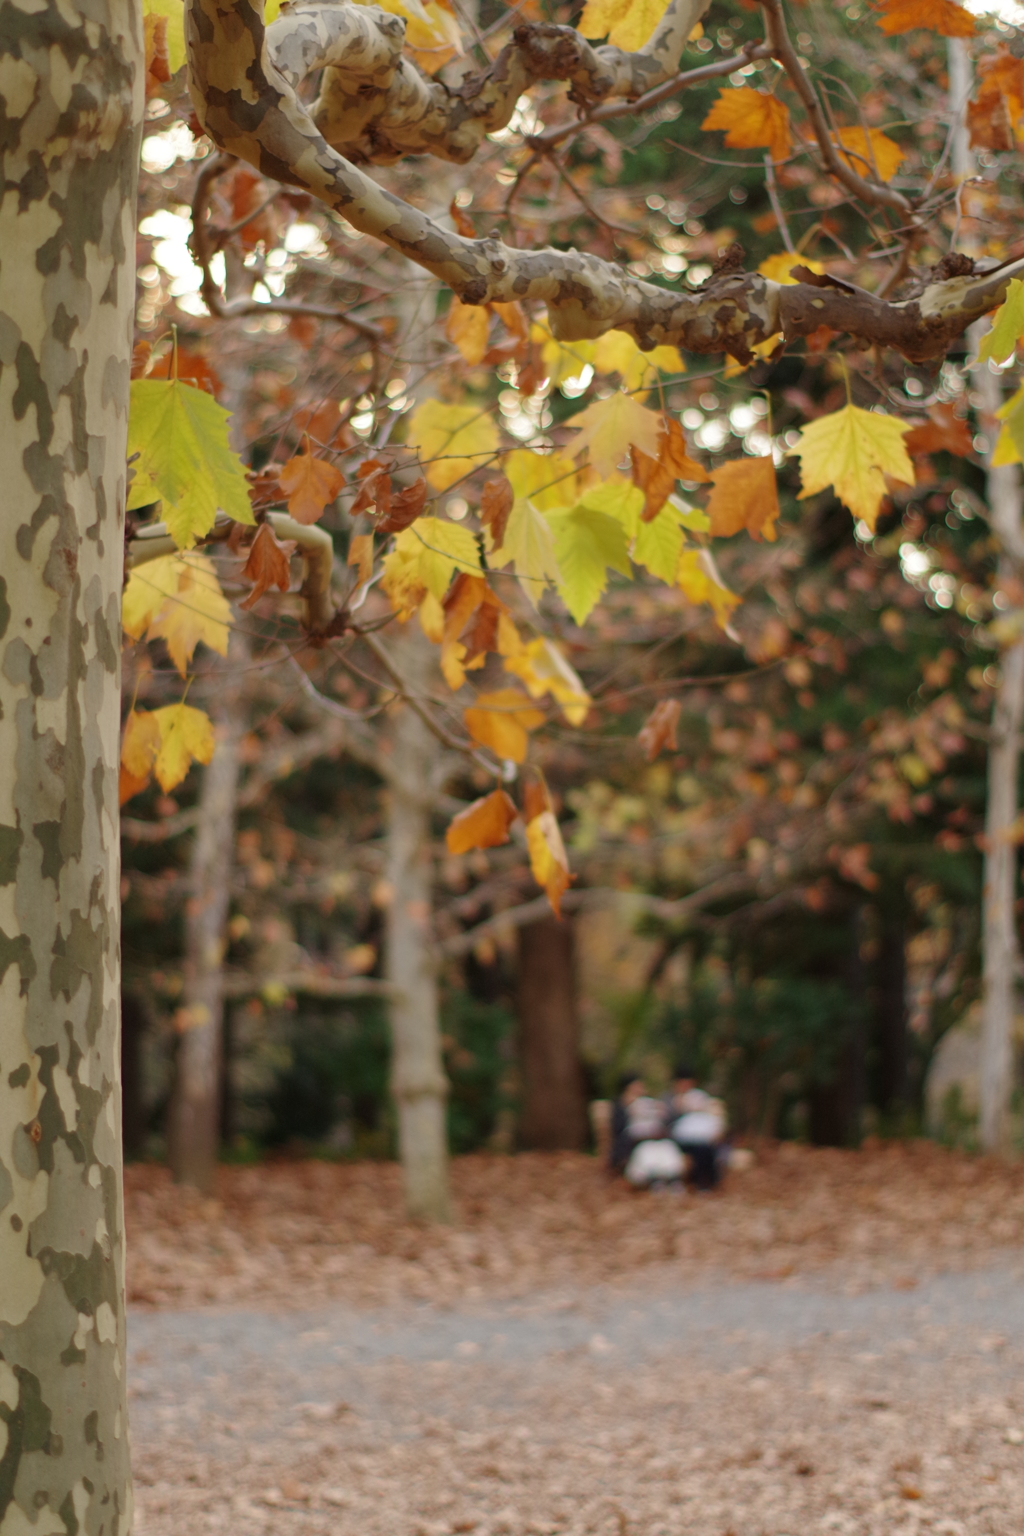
129,1260,1024,1536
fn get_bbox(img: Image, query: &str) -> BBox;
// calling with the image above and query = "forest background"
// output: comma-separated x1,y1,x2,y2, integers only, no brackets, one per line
118,0,1024,1217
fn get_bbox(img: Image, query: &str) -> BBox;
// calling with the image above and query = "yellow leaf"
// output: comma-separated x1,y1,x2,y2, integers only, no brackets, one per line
977,278,1024,366
446,301,490,365
151,702,215,792
701,87,792,163
757,253,826,285
566,393,662,477
529,322,595,388
141,0,185,73
407,399,499,491
144,552,232,676
676,549,740,630
121,708,162,779
834,125,905,183
463,688,545,763
592,332,685,393
789,403,915,531
873,0,975,38
381,516,481,616
525,810,572,916
504,449,579,511
579,0,672,51
503,637,591,726
488,499,563,609
704,456,780,541
445,789,518,854
122,553,181,640
348,533,374,586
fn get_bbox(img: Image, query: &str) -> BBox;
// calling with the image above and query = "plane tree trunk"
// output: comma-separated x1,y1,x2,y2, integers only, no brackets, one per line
517,916,588,1151
0,0,141,1526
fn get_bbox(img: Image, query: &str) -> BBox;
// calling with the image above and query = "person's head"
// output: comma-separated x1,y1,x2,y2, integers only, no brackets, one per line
617,1072,644,1104
672,1064,697,1092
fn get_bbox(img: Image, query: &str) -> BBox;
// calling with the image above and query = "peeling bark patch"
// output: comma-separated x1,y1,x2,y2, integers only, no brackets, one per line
33,821,62,884
0,824,23,886
0,1365,53,1522
0,930,35,994
0,577,10,641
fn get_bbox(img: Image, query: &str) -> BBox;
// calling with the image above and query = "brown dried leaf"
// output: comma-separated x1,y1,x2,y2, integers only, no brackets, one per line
638,698,682,761
449,197,476,239
279,452,344,525
631,416,710,523
705,456,780,541
240,523,294,610
904,404,974,459
376,477,428,535
480,476,514,547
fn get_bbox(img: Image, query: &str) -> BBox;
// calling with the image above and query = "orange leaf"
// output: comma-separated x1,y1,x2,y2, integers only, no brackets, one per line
904,404,973,459
525,808,572,916
833,125,905,184
240,523,294,610
376,477,428,536
348,532,374,586
449,197,476,238
873,0,974,35
445,789,518,854
701,88,792,163
144,13,170,96
969,48,1024,151
148,347,222,397
705,456,780,541
480,475,514,547
120,709,162,804
446,301,490,366
491,302,528,347
463,688,545,763
225,165,277,251
351,457,390,515
638,699,682,761
441,574,507,689
278,452,344,525
631,416,710,523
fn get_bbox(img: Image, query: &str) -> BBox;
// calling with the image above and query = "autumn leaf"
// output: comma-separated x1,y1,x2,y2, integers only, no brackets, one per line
127,377,254,549
676,549,740,631
151,702,216,792
449,197,476,238
122,552,231,676
445,789,518,854
592,331,685,394
638,698,682,761
701,88,792,163
969,49,1024,151
148,346,221,396
566,393,662,477
480,476,514,547
351,457,391,515
904,404,973,459
994,384,1024,465
503,636,591,726
705,456,780,542
522,776,572,916
348,532,374,586
529,322,595,389
873,0,974,35
758,253,826,285
381,516,481,616
120,709,162,804
488,496,563,608
834,125,905,183
977,278,1024,366
377,478,428,535
463,688,545,763
440,573,506,690
631,415,710,523
240,523,294,610
446,300,490,365
144,12,170,97
504,448,579,511
278,450,344,524
578,0,672,52
546,501,632,625
407,398,498,491
142,0,186,72
789,403,915,531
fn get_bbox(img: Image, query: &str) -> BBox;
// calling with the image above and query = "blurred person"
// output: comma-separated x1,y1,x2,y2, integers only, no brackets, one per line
609,1073,666,1174
667,1065,728,1191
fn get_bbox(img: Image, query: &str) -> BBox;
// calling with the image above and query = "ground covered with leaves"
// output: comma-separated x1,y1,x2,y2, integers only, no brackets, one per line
126,1143,1024,1309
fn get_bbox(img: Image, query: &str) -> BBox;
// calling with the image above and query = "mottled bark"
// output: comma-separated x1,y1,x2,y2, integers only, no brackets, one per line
167,656,243,1191
516,917,588,1152
0,0,142,1528
383,627,450,1222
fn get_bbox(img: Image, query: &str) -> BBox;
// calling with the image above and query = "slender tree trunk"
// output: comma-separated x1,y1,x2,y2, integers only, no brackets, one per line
517,916,588,1150
384,627,451,1221
0,0,141,1526
167,659,242,1190
875,912,908,1118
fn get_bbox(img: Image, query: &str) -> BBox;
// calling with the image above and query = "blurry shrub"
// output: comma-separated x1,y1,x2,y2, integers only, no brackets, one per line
442,992,517,1154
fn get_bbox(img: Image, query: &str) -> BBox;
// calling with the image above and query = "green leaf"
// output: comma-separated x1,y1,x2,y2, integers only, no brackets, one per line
978,278,1024,366
634,504,686,583
998,383,1024,459
489,498,562,608
577,480,645,537
672,495,710,533
546,505,631,625
127,378,254,549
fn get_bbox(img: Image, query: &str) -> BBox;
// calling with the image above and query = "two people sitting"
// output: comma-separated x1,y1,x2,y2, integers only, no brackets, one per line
610,1066,727,1191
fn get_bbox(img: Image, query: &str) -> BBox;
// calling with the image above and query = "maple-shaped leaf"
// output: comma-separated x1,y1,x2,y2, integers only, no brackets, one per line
547,501,632,626
480,475,514,548
148,346,221,397
631,415,710,523
789,403,915,531
348,532,374,586
578,0,671,52
676,549,740,631
445,789,518,854
705,456,780,542
146,552,232,675
351,456,391,515
377,478,428,535
638,698,682,761
127,377,254,549
701,88,792,163
440,573,506,690
502,637,591,726
488,499,562,608
504,448,579,511
529,322,596,389
904,404,973,459
151,702,215,792
978,278,1024,366
381,516,481,616
240,522,293,610
522,776,573,916
407,399,498,491
592,331,685,394
446,300,490,365
120,709,162,805
873,0,974,35
278,451,344,524
463,688,545,763
566,393,661,477
122,552,182,640
834,125,904,183
758,253,826,286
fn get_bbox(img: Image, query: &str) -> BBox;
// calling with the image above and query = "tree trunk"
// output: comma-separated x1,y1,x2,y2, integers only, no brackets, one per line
168,662,242,1191
516,916,588,1151
0,1,141,1527
875,913,908,1118
384,627,451,1221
